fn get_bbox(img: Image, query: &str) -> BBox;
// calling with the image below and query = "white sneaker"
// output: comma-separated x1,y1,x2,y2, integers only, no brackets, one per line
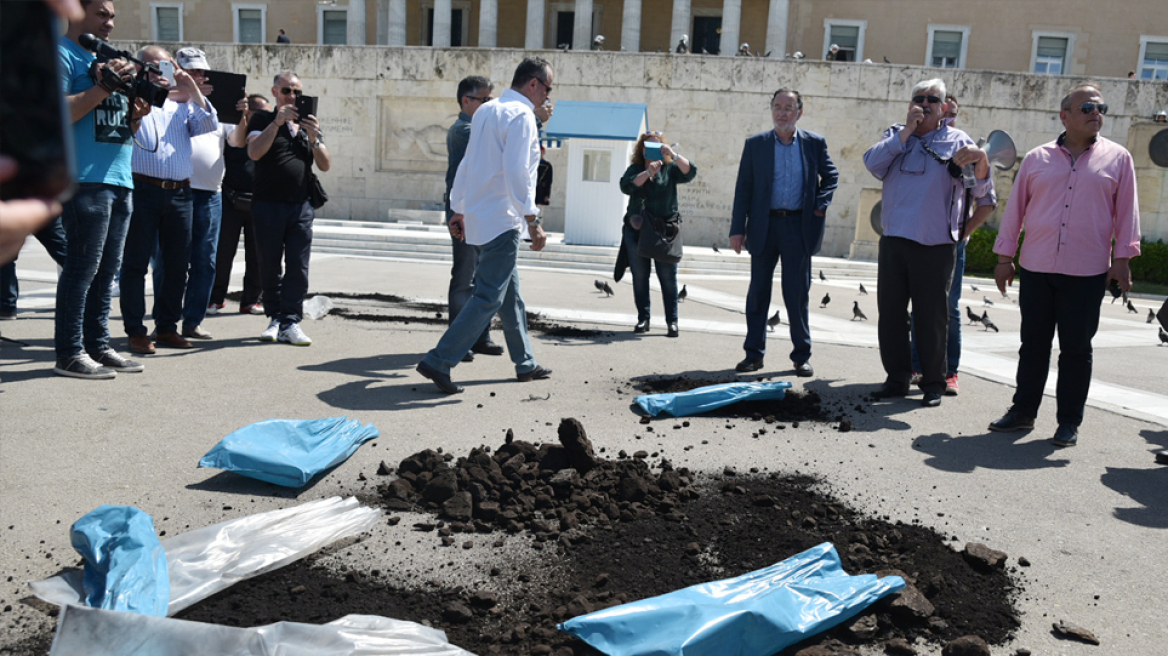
278,322,312,346
260,318,280,342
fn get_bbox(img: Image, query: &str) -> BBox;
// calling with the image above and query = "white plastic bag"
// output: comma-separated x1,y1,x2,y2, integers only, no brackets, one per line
49,604,479,656
32,497,381,616
303,295,334,320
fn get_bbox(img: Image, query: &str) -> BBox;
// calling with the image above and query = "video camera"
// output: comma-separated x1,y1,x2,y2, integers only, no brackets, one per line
78,34,169,108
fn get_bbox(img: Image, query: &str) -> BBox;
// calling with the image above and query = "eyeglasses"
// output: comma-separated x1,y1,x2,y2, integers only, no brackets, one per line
536,78,553,94
912,95,942,104
280,87,304,96
1079,102,1108,115
466,95,492,103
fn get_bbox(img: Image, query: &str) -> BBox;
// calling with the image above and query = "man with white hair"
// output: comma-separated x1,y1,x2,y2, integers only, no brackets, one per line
863,78,989,407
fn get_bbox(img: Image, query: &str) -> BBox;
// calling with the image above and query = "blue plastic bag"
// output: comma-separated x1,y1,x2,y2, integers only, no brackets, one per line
70,505,169,617
198,416,379,488
559,542,905,656
635,381,792,418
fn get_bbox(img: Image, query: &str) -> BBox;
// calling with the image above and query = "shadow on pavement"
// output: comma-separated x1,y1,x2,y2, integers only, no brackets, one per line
1099,427,1168,528
912,431,1071,473
186,470,313,497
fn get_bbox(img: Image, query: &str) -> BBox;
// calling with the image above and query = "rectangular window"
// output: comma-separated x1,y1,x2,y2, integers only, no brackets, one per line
152,4,182,41
1034,35,1069,74
929,29,964,68
322,10,347,44
823,20,865,62
422,0,470,47
1139,38,1168,80
233,4,266,44
582,149,611,183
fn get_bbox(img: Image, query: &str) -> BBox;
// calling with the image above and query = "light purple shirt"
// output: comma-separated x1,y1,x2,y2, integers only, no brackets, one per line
863,122,989,245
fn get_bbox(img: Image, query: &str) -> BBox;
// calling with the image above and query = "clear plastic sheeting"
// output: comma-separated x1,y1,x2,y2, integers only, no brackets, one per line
304,295,334,320
634,381,792,418
70,506,169,617
198,416,379,487
32,497,382,616
49,604,481,656
559,542,905,656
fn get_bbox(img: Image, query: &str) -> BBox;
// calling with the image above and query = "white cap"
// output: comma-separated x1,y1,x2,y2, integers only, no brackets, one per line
681,34,688,41
830,43,839,50
595,35,604,41
741,43,749,49
175,47,210,70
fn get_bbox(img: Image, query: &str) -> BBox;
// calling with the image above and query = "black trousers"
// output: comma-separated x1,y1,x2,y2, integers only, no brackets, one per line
1011,268,1106,428
251,199,313,325
876,236,956,394
210,197,262,307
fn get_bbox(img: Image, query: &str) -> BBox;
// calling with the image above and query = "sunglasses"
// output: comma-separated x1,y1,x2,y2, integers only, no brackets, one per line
280,87,304,96
536,78,553,94
912,95,942,104
466,95,492,103
1079,102,1108,115
644,131,662,137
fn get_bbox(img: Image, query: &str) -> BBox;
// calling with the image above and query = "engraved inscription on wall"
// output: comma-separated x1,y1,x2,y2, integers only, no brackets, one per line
377,97,457,174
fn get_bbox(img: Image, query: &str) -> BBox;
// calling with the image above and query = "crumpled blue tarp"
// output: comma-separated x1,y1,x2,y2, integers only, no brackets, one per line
70,506,169,617
635,381,792,418
198,416,379,488
559,542,905,656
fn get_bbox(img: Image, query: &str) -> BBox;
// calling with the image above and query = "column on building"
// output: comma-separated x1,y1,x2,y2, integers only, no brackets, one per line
347,0,366,45
526,0,546,49
720,0,740,56
670,0,691,53
765,0,789,57
572,0,594,50
479,0,498,47
386,0,406,45
621,0,642,52
433,0,452,47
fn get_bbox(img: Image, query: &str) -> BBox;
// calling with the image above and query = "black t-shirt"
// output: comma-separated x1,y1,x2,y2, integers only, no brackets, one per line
222,144,255,193
246,110,315,203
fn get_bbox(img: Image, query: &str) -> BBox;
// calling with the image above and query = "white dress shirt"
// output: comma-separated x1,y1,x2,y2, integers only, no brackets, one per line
450,88,540,246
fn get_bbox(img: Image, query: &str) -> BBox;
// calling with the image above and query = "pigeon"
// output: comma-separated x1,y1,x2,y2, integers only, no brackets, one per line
820,292,831,308
1127,299,1138,314
819,270,827,282
763,51,772,58
679,285,688,302
970,284,979,292
982,312,999,332
883,56,891,63
859,283,868,295
1149,308,1156,324
767,310,781,331
966,306,983,325
984,296,994,306
711,243,720,253
594,279,613,296
852,301,868,321
1161,327,1168,345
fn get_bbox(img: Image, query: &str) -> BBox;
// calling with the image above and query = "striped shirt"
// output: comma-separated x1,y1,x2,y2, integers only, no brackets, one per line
131,99,219,182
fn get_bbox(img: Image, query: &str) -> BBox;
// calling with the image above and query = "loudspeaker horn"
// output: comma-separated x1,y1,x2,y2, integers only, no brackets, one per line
976,130,1017,171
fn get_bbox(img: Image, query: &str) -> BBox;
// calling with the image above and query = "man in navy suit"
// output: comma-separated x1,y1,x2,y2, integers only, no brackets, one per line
730,89,838,376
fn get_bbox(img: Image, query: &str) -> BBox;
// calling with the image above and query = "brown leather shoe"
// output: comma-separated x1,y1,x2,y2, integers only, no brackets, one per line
128,334,156,355
155,330,193,349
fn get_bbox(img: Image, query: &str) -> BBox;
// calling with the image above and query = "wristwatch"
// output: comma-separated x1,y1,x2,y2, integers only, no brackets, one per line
527,216,542,226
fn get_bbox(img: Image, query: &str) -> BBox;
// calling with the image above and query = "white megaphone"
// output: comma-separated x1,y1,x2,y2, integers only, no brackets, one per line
962,129,1018,188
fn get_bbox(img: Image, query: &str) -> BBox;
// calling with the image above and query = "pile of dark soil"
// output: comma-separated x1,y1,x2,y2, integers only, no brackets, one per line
175,419,1019,656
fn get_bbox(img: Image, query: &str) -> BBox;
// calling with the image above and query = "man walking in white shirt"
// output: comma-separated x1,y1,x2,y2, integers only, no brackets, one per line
416,57,554,394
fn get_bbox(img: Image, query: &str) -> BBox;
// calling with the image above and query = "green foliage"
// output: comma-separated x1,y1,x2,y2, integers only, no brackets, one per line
1130,239,1168,286
965,230,1168,286
964,228,1005,274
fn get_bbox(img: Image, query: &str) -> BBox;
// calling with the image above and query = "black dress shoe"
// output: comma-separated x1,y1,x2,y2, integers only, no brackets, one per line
634,319,650,333
416,361,463,394
667,322,679,337
1050,425,1078,447
921,391,943,407
871,381,910,399
988,411,1035,432
794,361,813,377
736,357,764,373
517,365,552,382
461,351,474,362
1155,449,1168,465
471,340,504,356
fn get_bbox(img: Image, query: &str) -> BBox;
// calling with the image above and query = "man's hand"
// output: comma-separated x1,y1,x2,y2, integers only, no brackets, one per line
533,101,553,124
301,115,320,143
1109,257,1133,294
729,234,746,254
954,145,990,179
96,58,135,93
236,97,250,120
529,222,547,251
995,260,1016,296
448,214,465,240
0,157,61,265
131,97,152,120
901,105,925,141
274,103,298,125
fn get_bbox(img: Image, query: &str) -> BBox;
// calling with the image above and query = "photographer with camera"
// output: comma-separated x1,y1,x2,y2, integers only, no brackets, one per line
52,0,153,379
119,45,219,356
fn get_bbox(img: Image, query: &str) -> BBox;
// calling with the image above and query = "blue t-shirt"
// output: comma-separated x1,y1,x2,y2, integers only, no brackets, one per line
59,36,133,188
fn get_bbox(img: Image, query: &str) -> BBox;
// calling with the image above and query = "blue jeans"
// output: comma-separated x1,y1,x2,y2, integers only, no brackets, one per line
251,199,313,325
54,184,132,359
422,228,537,375
121,184,193,336
152,189,221,329
448,230,491,346
623,223,679,324
743,215,812,363
1,216,68,313
911,240,964,375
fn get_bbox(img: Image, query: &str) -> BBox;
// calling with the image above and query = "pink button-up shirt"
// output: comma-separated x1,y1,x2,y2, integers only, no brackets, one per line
994,134,1140,276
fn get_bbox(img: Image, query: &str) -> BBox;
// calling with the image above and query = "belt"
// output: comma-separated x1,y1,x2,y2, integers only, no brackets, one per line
133,173,190,190
769,208,801,218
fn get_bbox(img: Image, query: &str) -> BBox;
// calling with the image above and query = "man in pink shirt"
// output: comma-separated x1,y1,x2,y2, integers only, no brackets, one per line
989,83,1141,448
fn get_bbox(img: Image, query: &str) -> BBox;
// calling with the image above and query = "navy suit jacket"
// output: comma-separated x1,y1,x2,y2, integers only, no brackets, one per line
730,128,838,255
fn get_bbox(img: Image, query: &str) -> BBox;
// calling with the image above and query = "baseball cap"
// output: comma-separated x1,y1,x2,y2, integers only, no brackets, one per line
175,47,210,71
